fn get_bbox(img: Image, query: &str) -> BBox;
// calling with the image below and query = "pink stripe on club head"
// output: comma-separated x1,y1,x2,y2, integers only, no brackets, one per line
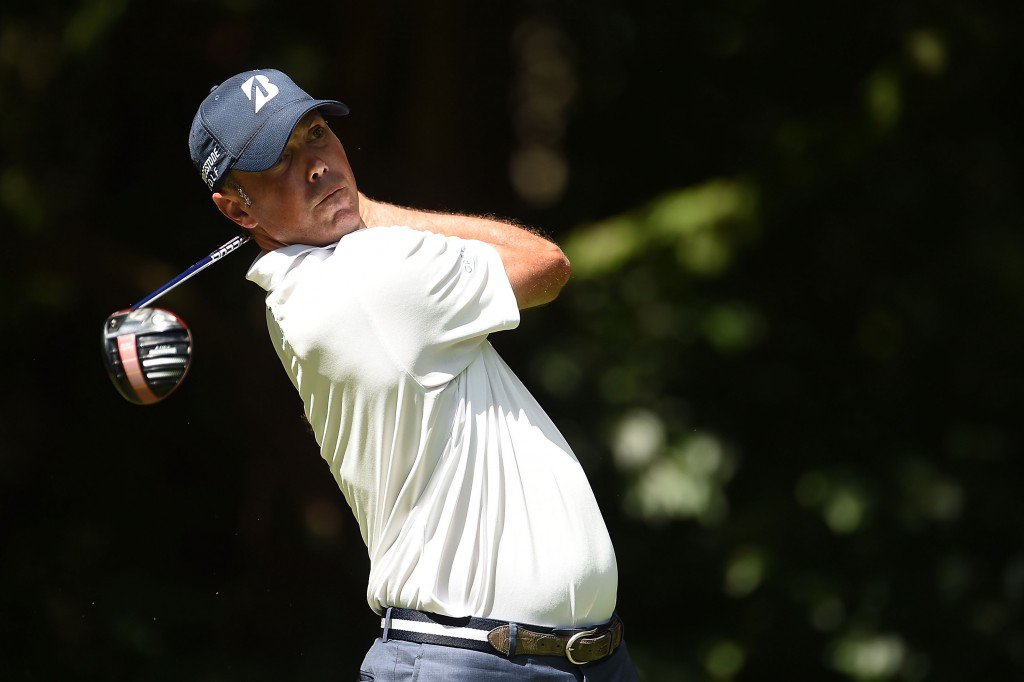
117,333,159,404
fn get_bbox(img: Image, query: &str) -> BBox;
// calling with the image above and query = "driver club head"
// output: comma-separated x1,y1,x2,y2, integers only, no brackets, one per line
102,308,192,405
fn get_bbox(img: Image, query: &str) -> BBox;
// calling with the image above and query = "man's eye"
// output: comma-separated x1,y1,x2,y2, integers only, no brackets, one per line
310,125,325,140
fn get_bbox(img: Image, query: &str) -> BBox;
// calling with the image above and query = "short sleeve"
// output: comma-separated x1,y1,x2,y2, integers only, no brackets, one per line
352,227,520,388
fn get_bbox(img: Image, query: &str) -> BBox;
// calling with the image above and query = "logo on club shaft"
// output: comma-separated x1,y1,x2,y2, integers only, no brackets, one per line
240,74,279,113
210,236,246,261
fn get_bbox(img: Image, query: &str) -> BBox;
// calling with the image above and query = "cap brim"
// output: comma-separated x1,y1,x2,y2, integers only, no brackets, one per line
233,98,349,173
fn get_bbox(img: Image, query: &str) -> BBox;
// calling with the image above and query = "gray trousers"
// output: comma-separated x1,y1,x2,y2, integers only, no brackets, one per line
358,637,641,681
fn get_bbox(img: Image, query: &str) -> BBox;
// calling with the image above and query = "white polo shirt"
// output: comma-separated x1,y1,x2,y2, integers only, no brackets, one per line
246,226,617,628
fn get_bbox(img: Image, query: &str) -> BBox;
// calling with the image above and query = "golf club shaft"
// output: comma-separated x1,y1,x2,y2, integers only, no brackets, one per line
131,235,251,310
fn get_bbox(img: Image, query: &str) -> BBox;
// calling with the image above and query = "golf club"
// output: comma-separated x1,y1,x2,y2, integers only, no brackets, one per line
102,235,251,405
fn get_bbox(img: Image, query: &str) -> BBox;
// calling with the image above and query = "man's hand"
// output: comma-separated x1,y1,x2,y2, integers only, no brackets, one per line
358,193,571,310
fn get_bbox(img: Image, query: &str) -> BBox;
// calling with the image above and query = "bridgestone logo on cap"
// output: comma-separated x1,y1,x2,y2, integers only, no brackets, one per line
201,144,221,190
241,74,280,113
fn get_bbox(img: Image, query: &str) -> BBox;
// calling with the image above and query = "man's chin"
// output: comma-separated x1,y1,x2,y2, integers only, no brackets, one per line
324,208,364,240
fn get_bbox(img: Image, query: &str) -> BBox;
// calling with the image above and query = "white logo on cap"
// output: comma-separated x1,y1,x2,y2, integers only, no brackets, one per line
240,74,279,114
201,144,222,189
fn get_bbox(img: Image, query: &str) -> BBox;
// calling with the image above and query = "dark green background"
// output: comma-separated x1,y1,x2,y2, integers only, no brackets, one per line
3,1,1022,680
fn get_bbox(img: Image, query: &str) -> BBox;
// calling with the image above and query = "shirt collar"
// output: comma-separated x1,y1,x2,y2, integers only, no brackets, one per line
245,242,334,292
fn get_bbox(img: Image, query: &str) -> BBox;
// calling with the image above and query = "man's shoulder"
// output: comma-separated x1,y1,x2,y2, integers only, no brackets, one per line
338,225,457,266
339,225,423,249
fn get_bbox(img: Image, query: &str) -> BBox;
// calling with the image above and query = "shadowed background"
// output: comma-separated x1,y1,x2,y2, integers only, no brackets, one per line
2,1,1023,680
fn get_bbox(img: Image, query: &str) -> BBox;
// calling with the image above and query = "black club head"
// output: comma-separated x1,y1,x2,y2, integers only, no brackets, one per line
102,308,192,405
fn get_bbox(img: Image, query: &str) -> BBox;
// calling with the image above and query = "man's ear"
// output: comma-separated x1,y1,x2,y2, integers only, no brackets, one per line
212,192,257,230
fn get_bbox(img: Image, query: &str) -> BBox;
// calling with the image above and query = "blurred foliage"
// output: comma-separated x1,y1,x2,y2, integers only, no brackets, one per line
3,1,1024,680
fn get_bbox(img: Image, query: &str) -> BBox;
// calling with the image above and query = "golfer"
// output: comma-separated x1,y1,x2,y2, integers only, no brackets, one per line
190,69,639,681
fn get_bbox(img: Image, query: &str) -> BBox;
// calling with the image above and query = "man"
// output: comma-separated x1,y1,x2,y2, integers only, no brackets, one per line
189,69,639,681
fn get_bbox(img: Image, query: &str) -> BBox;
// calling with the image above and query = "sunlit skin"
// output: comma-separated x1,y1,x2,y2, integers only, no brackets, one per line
210,109,570,309
212,111,365,250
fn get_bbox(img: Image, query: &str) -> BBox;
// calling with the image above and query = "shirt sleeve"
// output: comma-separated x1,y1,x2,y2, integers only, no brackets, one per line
354,226,520,388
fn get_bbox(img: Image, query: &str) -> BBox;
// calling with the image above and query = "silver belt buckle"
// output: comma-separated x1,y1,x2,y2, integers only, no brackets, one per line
565,627,599,664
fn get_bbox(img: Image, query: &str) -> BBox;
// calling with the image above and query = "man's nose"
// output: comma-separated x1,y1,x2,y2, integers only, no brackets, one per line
309,157,328,182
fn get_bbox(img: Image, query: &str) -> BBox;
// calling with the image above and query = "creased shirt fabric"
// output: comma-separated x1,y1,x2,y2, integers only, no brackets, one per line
246,226,617,627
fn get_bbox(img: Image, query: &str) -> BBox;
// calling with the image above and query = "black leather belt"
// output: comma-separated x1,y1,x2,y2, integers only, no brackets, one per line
379,607,624,665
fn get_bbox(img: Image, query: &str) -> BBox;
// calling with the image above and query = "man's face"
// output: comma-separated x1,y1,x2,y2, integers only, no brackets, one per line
231,111,362,248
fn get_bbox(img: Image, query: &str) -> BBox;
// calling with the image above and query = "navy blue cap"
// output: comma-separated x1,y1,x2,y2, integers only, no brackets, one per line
189,69,349,192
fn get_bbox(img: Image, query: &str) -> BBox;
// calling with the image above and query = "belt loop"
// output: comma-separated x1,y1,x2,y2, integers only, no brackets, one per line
508,622,518,657
383,607,393,643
